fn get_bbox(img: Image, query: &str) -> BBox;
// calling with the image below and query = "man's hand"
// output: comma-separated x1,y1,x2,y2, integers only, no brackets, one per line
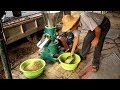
91,26,101,47
70,51,74,56
91,37,99,47
38,48,43,52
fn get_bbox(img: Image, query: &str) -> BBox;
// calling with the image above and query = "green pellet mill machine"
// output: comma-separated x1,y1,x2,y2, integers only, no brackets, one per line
37,11,64,63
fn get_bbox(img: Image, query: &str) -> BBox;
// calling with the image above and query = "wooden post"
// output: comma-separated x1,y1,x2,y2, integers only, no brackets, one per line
0,19,12,79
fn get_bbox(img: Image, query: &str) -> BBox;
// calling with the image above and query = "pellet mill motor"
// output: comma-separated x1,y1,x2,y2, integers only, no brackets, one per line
37,11,63,63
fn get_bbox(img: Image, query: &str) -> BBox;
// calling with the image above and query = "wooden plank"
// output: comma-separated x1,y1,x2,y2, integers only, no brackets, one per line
3,14,45,45
22,20,37,32
6,26,44,45
3,16,43,29
34,20,38,28
20,25,24,33
4,25,24,39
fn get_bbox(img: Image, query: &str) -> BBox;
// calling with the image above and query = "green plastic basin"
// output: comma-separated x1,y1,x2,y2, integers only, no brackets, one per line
20,58,46,79
58,52,81,70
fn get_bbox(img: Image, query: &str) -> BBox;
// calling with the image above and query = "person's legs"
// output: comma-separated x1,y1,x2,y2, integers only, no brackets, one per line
92,17,111,72
80,30,95,60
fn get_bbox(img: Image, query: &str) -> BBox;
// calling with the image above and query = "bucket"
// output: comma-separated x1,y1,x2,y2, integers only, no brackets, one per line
20,58,46,79
58,52,81,70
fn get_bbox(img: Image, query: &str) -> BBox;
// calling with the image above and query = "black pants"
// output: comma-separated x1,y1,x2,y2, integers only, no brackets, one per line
80,17,111,66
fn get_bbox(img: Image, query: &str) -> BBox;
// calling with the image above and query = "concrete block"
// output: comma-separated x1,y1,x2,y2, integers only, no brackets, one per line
62,71,73,78
44,72,59,79
68,72,80,79
88,52,120,79
106,29,120,40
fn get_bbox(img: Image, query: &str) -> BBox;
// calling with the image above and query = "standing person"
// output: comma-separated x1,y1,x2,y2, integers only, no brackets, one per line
61,12,111,72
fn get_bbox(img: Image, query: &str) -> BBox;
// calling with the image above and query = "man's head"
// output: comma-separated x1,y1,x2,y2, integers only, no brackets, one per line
61,14,80,32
